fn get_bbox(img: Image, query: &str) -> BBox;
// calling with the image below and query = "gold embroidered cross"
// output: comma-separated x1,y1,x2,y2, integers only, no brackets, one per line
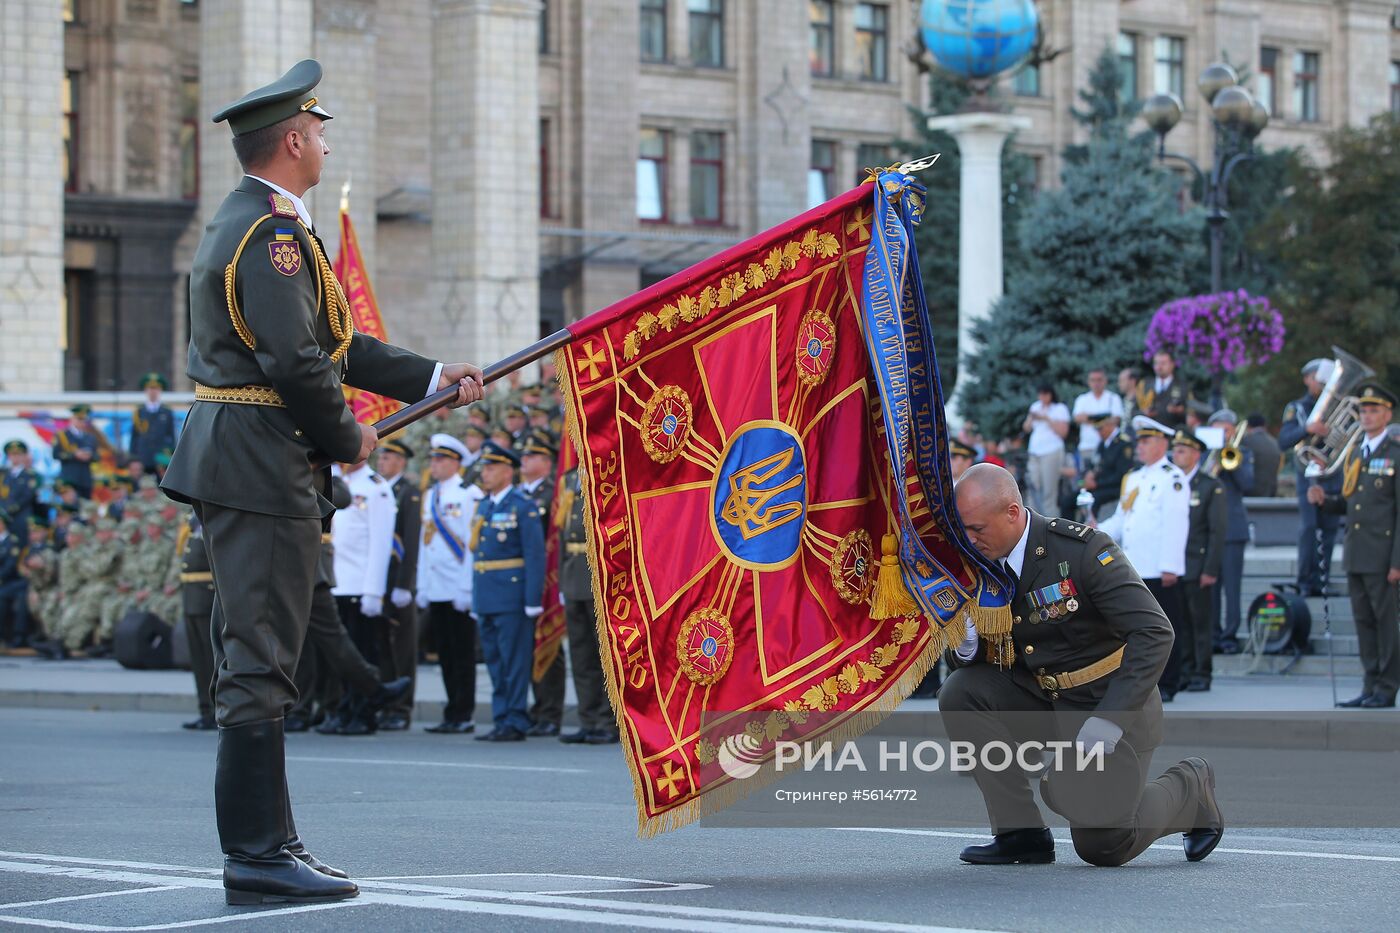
657,760,687,799
846,210,872,242
577,340,607,381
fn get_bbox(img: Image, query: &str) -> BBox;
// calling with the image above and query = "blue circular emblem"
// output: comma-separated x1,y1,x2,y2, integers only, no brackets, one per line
806,338,823,358
662,413,679,435
701,636,718,657
712,421,807,569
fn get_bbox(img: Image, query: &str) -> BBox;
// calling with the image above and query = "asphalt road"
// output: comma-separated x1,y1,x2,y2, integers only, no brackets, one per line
1,707,1396,932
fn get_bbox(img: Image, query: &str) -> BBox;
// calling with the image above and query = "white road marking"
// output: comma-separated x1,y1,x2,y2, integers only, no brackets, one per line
0,853,218,875
358,871,713,894
286,754,588,774
0,902,361,931
838,827,1400,862
0,888,186,910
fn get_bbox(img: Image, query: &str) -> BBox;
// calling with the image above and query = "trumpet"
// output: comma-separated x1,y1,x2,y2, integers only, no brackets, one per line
1213,422,1249,475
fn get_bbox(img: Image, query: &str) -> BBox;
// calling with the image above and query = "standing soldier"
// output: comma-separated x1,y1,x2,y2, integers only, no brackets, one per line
471,441,546,742
1206,410,1256,655
38,522,91,658
418,435,484,733
179,510,218,731
130,373,178,475
461,424,488,489
22,522,58,650
373,437,421,731
1281,359,1342,596
1097,417,1190,702
1309,384,1400,708
558,466,617,744
1169,430,1226,693
158,59,483,904
1080,414,1134,520
3,440,41,533
0,518,27,649
53,404,108,499
1141,350,1191,429
519,431,563,738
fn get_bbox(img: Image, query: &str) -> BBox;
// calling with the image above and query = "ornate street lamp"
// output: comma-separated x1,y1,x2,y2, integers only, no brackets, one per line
1142,63,1269,294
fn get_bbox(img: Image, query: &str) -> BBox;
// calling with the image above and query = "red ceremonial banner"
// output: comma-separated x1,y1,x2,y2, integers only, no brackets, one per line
533,434,578,679
556,182,943,835
333,208,400,425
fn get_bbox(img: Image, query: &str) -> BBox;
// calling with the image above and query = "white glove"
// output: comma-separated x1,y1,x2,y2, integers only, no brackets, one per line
416,590,431,610
953,616,979,661
1075,716,1123,756
390,588,413,609
524,605,543,619
559,592,567,607
452,596,470,613
360,594,384,618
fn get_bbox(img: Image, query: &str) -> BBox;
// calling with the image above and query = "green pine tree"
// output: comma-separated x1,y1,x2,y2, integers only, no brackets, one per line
958,47,1204,439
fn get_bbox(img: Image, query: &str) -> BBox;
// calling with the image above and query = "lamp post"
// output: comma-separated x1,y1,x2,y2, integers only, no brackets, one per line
1141,63,1270,295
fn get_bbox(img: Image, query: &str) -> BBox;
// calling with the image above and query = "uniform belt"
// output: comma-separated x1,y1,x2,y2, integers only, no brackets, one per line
475,558,525,572
1036,646,1125,693
321,533,332,544
179,571,213,583
195,383,286,408
565,542,589,556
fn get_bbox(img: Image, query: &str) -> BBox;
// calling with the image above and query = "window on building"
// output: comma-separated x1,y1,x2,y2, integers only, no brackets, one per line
690,131,723,224
855,3,889,82
1259,46,1278,115
1153,36,1184,98
1013,63,1039,97
62,72,78,193
1293,51,1319,122
1117,32,1138,102
808,139,836,209
179,78,198,200
640,0,666,62
689,0,724,68
637,128,668,221
539,0,549,53
810,0,835,77
1391,61,1400,117
855,142,890,183
540,118,553,218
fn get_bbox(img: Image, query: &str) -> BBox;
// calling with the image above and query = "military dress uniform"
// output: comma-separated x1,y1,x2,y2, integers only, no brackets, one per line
21,530,57,648
472,442,546,741
418,435,485,732
1208,413,1256,652
53,406,106,499
1173,432,1226,692
377,439,422,729
131,373,178,473
941,511,1220,867
1316,385,1400,708
0,526,27,648
1139,376,1190,430
2,441,41,534
520,431,564,737
179,512,218,730
158,61,444,903
558,468,616,743
1280,383,1341,594
1098,418,1190,700
1086,418,1134,520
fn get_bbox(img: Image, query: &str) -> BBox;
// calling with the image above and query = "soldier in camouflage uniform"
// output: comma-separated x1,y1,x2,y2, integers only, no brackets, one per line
47,523,96,655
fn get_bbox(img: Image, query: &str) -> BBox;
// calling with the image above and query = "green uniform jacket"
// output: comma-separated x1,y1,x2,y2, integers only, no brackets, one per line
1319,434,1400,574
1184,471,1227,581
162,177,437,519
948,512,1173,746
180,515,215,617
386,474,421,594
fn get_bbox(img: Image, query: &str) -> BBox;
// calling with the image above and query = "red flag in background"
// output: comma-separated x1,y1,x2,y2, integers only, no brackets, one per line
534,431,578,679
333,203,400,425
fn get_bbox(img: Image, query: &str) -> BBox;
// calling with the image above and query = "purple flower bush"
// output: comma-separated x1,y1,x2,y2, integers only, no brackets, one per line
1144,290,1286,375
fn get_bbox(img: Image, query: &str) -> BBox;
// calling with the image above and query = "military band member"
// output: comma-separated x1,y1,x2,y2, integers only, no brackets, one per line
180,511,218,731
1169,430,1225,693
1079,413,1133,520
1206,410,1255,654
54,404,108,499
130,373,178,473
1309,384,1400,708
2,440,41,534
1281,358,1342,596
558,467,616,744
471,441,546,742
942,464,1222,867
373,437,421,730
1140,350,1190,429
1096,416,1190,701
520,430,563,737
159,60,484,904
418,434,484,733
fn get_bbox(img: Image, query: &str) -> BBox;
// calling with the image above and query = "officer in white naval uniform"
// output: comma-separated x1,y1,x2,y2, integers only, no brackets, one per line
417,434,485,733
1097,415,1190,701
330,461,397,717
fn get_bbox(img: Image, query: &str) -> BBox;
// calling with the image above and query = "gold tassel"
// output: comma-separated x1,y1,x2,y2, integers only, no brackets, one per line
554,487,575,531
870,533,917,619
468,516,484,553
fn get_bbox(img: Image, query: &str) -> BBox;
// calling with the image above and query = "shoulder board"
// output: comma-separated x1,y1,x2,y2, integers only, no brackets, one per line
1283,402,1296,419
1045,518,1093,541
1160,462,1173,471
369,474,383,484
269,192,298,218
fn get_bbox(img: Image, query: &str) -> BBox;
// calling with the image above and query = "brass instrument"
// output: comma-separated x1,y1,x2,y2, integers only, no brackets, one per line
1206,422,1249,476
1293,346,1376,478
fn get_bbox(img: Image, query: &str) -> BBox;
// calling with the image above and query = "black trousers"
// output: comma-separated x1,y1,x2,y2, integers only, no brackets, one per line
1145,577,1186,696
1179,580,1214,686
1295,484,1339,592
428,602,477,724
564,597,612,732
1350,572,1400,702
1213,541,1246,642
0,579,31,644
289,585,382,721
377,602,418,717
530,648,566,727
184,610,216,720
196,502,319,726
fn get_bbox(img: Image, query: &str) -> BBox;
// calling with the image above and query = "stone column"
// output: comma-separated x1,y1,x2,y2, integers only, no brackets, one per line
926,111,1031,428
311,0,378,274
742,0,809,231
0,0,65,392
197,0,314,231
1338,1,1392,125
430,0,541,368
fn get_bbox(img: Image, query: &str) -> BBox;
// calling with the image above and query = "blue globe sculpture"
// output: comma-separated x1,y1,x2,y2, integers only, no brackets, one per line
920,0,1039,80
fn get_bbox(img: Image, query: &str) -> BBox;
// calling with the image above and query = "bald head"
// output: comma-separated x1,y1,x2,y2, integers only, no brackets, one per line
954,463,1027,560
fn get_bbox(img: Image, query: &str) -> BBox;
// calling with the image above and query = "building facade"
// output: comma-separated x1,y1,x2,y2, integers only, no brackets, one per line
3,0,1397,393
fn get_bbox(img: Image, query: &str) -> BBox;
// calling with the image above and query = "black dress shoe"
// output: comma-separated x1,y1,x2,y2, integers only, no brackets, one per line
526,721,560,737
224,851,359,905
959,828,1055,865
559,729,592,744
585,729,620,745
284,715,310,733
378,714,410,731
1186,678,1210,692
183,714,217,731
424,721,459,734
1336,694,1372,708
1219,639,1241,655
335,718,376,736
285,836,349,879
1360,694,1396,708
366,676,412,711
1183,758,1224,862
451,721,476,734
34,640,68,660
1160,691,1176,703
475,727,526,742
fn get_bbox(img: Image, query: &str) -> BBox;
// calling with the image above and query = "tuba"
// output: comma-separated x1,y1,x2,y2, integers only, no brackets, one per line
1294,347,1376,478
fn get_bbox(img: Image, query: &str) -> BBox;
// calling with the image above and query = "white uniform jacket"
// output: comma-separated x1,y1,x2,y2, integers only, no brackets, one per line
417,474,484,604
1098,457,1189,579
330,467,397,599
